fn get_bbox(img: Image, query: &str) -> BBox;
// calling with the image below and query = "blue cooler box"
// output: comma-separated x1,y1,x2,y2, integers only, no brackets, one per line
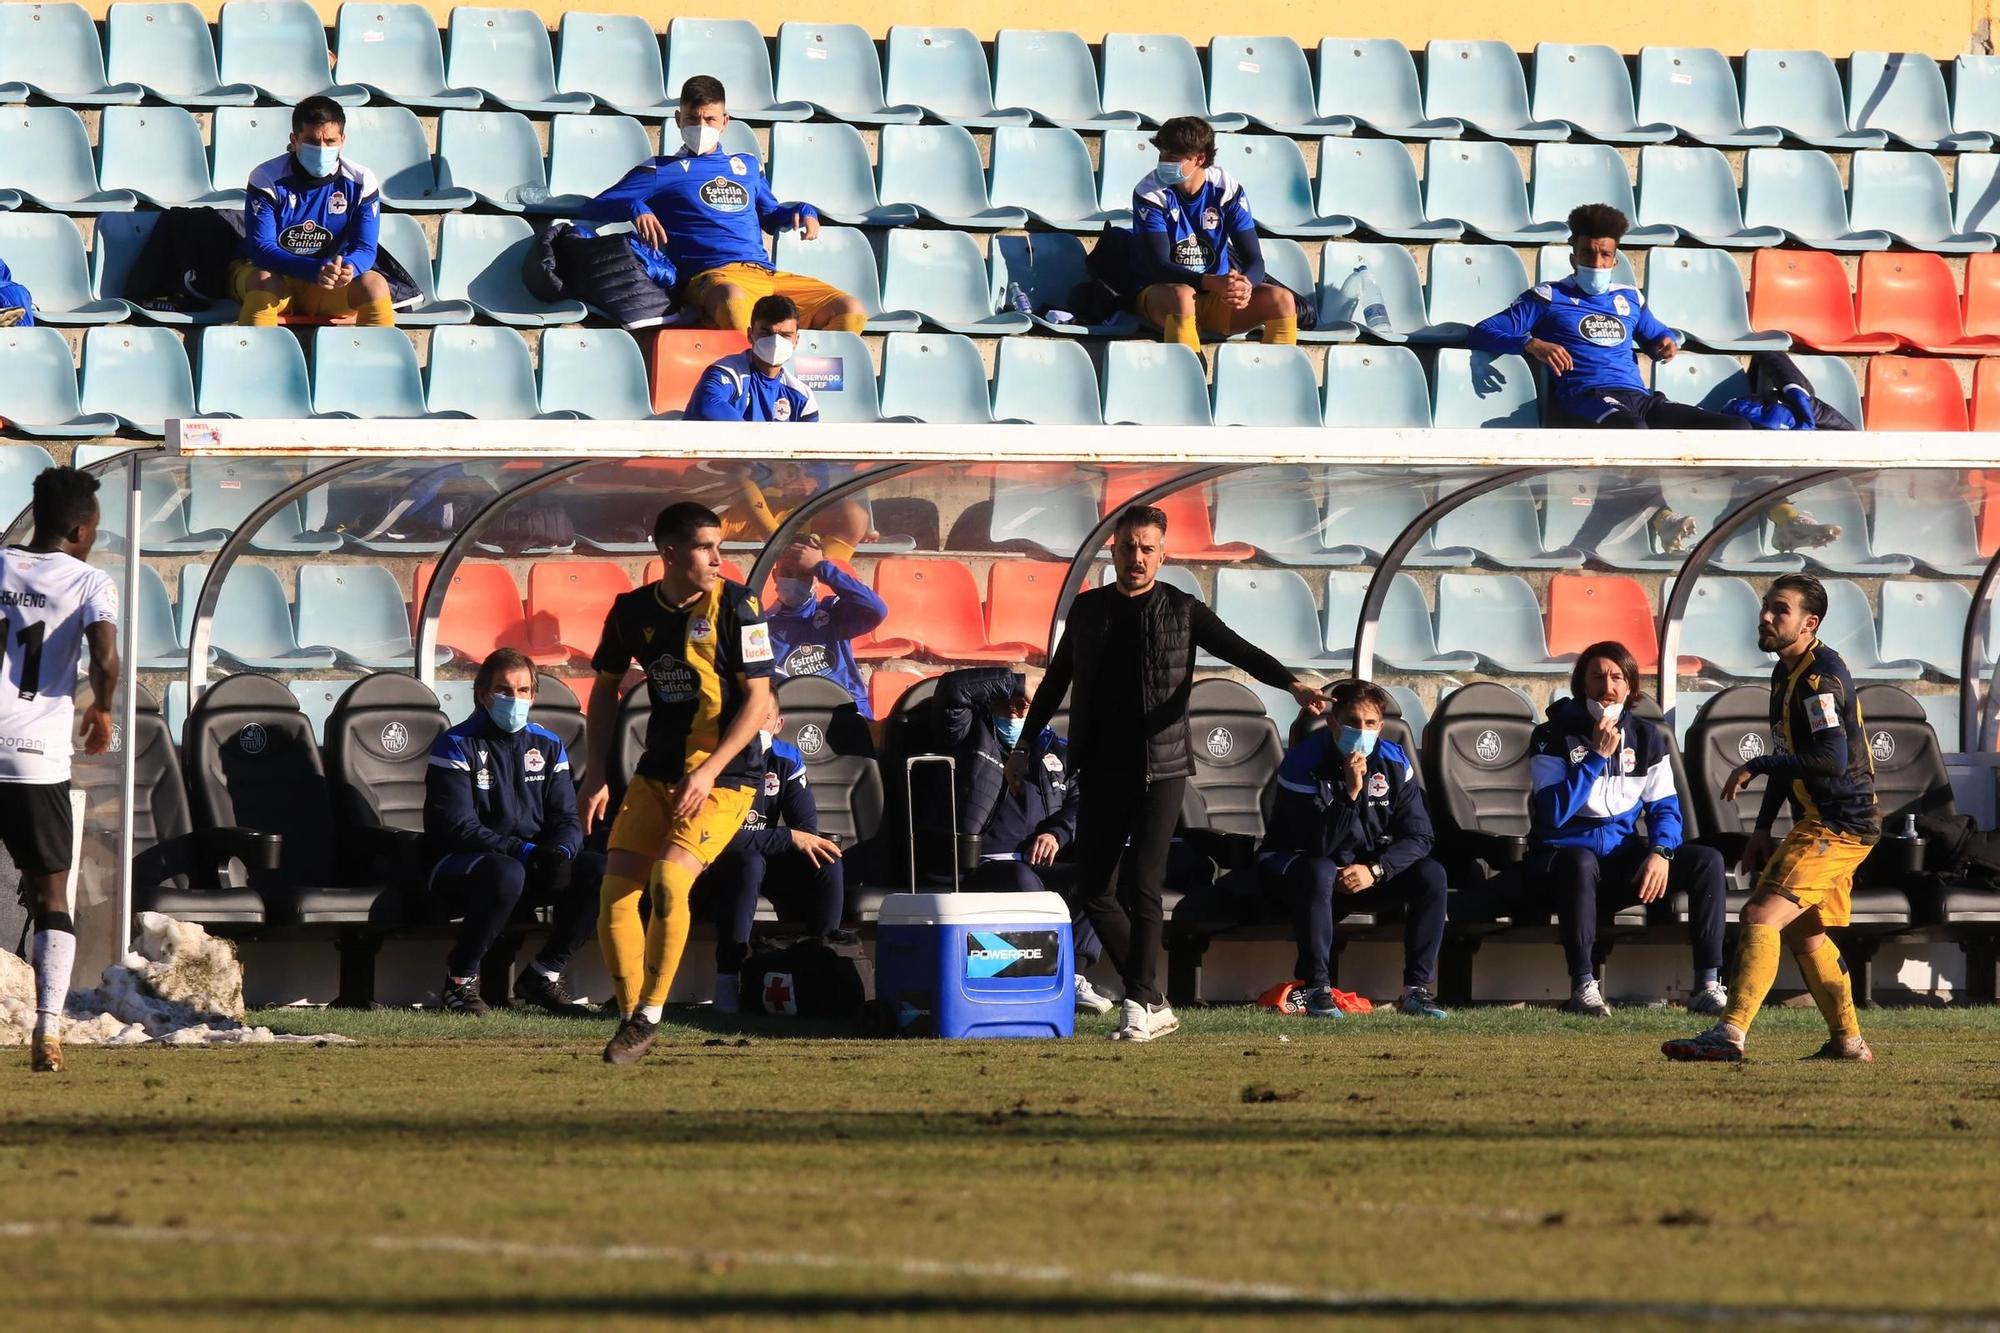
873,891,1075,1039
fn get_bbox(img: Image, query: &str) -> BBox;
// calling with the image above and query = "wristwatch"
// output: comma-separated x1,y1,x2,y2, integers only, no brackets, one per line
1368,862,1386,881
1650,845,1675,861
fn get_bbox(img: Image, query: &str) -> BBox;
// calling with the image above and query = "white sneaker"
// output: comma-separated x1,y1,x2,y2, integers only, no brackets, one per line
712,974,739,1014
1561,979,1612,1017
1109,999,1150,1041
1687,979,1729,1017
1143,1002,1179,1040
1074,974,1115,1015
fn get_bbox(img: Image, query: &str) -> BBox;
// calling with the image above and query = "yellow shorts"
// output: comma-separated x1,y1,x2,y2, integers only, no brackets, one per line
1138,283,1235,336
1757,820,1877,928
226,260,370,319
685,264,851,326
607,777,754,868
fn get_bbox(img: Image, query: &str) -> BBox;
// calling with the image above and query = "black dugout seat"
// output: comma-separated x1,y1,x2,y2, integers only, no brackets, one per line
777,675,886,916
1421,682,1537,887
530,673,587,787
1179,678,1285,870
323,672,448,886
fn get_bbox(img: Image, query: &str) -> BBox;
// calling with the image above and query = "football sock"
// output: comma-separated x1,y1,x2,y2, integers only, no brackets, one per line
638,1002,665,1024
638,859,697,1011
598,870,648,1018
1795,938,1861,1039
1697,967,1720,988
1720,923,1781,1034
240,289,286,327
1263,316,1299,345
353,296,396,327
828,310,867,334
32,915,76,1041
531,962,562,982
1163,313,1201,351
721,292,755,336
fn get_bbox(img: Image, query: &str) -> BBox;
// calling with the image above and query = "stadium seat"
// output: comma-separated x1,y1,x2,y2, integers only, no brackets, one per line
1100,342,1212,426
1680,687,1786,841
1211,134,1353,237
1547,573,1658,670
1651,350,1751,411
868,667,937,718
1320,476,1431,561
1207,34,1352,135
1324,570,1476,671
0,445,56,525
78,326,194,436
1779,478,1916,576
1635,146,1782,248
106,1,255,105
1253,238,1343,341
1856,252,2000,355
983,560,1064,659
1847,151,1994,254
415,560,558,665
373,213,469,325
988,474,1098,552
1871,474,1984,577
217,0,365,103
436,109,550,212
1957,156,2000,244
1533,243,1637,290
646,328,748,416
180,562,337,670
1634,46,1778,146
1320,345,1431,428
309,327,433,419
1211,465,1365,564
1317,38,1461,138
1848,686,1957,922
195,325,315,418
134,564,195,670
0,329,118,438
1419,680,1538,874
1790,353,1867,427
525,561,631,659
768,122,918,227
444,6,590,114
334,1,480,109
1423,140,1566,244
425,326,562,420
990,29,1137,132
1646,248,1790,353
985,128,1118,234
96,105,236,209
990,338,1101,426
880,230,1031,335
1956,54,2000,139
1675,576,1771,678
1976,359,2000,431
1183,678,1284,843
184,460,340,555
1741,148,1891,251
664,17,808,122
989,232,1134,338
1662,477,1802,574
1318,242,1432,342
1313,140,1459,242
871,557,1035,661
1848,50,1992,151
0,1,141,103
792,328,881,423
321,672,452,880
1101,469,1251,560
1430,350,1541,428
295,563,434,669
1424,39,1567,141
877,124,1029,228
1530,42,1673,143
1211,345,1321,427
1418,242,1530,337
1816,578,1923,680
1866,355,1969,431
338,106,475,212
538,328,657,421
1739,49,1886,149
1528,143,1674,245
1536,469,1671,569
1749,250,1897,354
0,215,126,324
1878,580,1975,677
775,22,921,124
878,332,992,424
1431,484,1584,569
208,106,280,210
433,213,587,325
1212,568,1345,670
0,106,132,213
1101,32,1247,129
1095,129,1162,220
553,11,668,114
883,24,1029,128
771,676,885,875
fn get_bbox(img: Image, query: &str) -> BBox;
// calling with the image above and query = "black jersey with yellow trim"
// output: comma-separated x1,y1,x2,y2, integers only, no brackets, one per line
1744,639,1879,838
591,577,774,788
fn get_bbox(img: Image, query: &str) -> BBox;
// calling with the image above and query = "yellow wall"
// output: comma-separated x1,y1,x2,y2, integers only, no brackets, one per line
77,0,2000,59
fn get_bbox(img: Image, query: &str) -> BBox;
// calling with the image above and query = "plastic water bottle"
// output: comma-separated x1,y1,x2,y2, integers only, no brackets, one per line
1338,263,1391,335
1005,282,1034,316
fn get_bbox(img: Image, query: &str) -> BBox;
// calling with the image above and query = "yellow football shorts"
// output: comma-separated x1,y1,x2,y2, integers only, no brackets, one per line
1138,282,1234,336
607,776,754,868
684,264,852,326
1757,819,1877,928
226,259,370,318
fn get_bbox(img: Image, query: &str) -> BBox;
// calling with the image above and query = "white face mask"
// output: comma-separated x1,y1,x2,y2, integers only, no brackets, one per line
681,122,723,155
1585,698,1623,724
752,334,795,368
757,728,775,751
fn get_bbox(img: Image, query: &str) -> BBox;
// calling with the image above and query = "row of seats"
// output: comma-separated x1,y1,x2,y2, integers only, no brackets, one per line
18,1,2000,156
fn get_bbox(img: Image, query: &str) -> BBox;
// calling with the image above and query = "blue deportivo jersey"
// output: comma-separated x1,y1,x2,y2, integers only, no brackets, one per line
1468,277,1673,418
1130,167,1255,283
685,351,819,422
580,147,813,280
241,153,382,282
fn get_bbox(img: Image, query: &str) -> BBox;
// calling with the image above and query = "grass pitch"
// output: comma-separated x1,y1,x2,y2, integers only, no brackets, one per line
5,1004,2000,1331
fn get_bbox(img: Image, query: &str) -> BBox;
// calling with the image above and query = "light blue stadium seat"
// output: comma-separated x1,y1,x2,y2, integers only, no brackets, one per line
1878,580,1974,678
1660,477,1801,574
1325,570,1476,671
310,327,433,419
107,1,256,105
989,476,1098,553
433,213,587,326
794,329,881,423
1741,148,1891,251
195,326,313,418
1318,242,1431,343
287,681,347,741
334,1,481,109
1739,49,1886,149
185,459,341,554
1211,134,1353,237
1384,686,1432,742
343,105,476,211
1634,46,1779,146
0,106,135,212
1533,244,1637,290
1645,248,1791,353
1529,143,1675,245
989,233,1139,337
1418,243,1530,340
775,227,919,333
426,326,562,420
1317,38,1462,138
1848,51,1993,152
1432,484,1584,568
665,18,809,122
436,109,549,212
1636,146,1782,248
1957,155,2000,241
1431,350,1541,429
1212,465,1365,563
1212,345,1321,427
1424,39,1568,141
554,11,668,114
987,128,1116,233
1819,578,1923,680
1214,568,1346,670
1321,346,1431,427
97,106,235,209
1095,129,1161,219
877,124,1028,229
1790,354,1865,427
1207,35,1353,135
1100,342,1210,425
992,29,1137,132
78,327,194,436
880,229,1031,336
0,215,128,325
1651,351,1751,411
0,447,57,527
990,338,1101,426
181,562,337,670
1848,151,1995,254
1536,469,1670,569
208,107,282,208
0,330,117,438
1667,691,1713,746
374,212,471,326
775,22,922,124
444,6,591,114
0,1,141,103
1676,576,1772,678
1435,573,1568,672
1786,478,1915,576
537,328,657,421
217,0,365,103
1322,479,1432,561
1314,139,1459,242
1255,238,1336,339
1530,42,1674,143
1954,55,2000,141
1919,693,1963,750
877,332,991,424
1101,32,1247,130
884,25,1029,128
1424,140,1567,244
768,122,918,227
296,563,436,670
1870,474,1984,577
135,565,196,670
540,113,651,213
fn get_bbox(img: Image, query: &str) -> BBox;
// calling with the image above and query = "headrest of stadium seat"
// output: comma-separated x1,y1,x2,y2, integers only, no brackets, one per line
1188,678,1266,716
1854,683,1930,727
888,674,940,717
192,671,303,715
777,674,859,714
333,671,444,714
535,673,581,711
1429,681,1534,726
1691,686,1768,727
1550,692,1664,723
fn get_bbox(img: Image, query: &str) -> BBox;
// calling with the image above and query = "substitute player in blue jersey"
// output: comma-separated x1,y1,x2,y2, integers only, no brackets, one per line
1129,117,1298,350
764,535,887,715
684,294,819,422
582,75,866,338
232,96,394,328
1469,203,1748,430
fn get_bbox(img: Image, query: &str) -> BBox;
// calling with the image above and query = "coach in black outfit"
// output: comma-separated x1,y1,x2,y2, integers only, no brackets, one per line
1011,505,1328,1042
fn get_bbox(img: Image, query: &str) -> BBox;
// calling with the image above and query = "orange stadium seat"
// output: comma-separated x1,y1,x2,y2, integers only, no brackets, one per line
1961,254,2000,340
984,561,1066,663
1864,355,1969,431
1546,574,1658,671
648,328,750,415
642,558,749,585
868,666,938,717
1854,252,2000,355
1973,364,2000,435
1101,468,1254,561
1749,250,1899,354
868,558,1039,662
526,561,633,658
413,561,566,666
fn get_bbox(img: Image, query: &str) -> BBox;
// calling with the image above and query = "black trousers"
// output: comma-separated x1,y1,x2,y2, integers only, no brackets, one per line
697,840,844,973
1274,855,1449,989
1526,841,1728,983
431,848,604,979
966,858,1103,968
1568,388,1756,431
1072,771,1186,1007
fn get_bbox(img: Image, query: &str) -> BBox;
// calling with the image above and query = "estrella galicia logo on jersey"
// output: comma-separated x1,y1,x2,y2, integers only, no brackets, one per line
782,643,830,677
648,656,699,703
238,723,268,755
1579,313,1627,346
700,178,751,212
1171,235,1212,270
278,221,331,256
964,930,1060,980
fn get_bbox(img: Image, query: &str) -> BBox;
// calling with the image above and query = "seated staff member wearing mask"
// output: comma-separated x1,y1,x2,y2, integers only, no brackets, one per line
1257,680,1448,1021
1525,640,1730,1018
685,294,819,422
763,537,887,716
